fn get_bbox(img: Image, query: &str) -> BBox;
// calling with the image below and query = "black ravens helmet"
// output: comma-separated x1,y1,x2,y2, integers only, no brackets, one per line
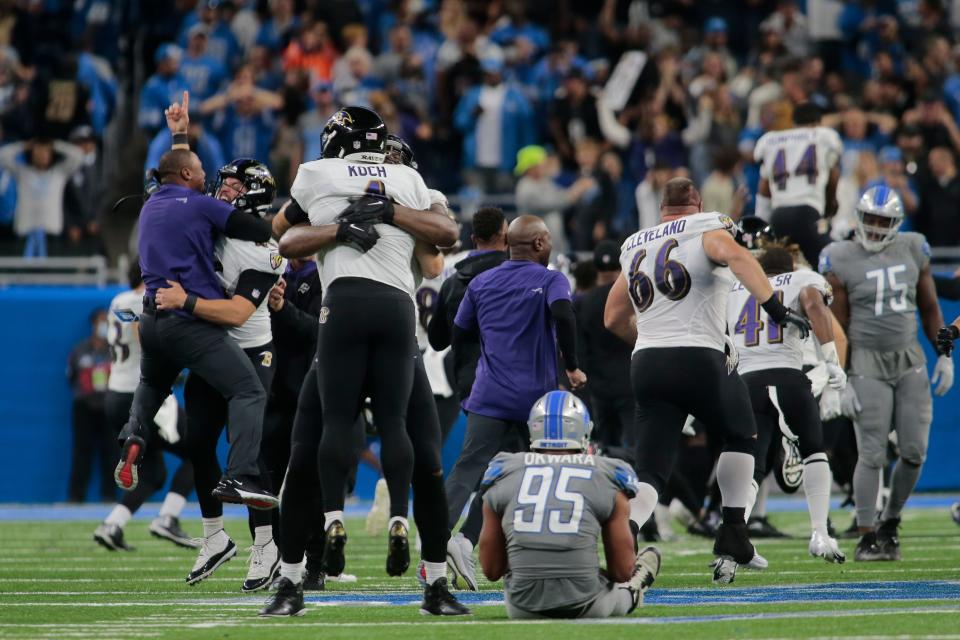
385,133,417,170
736,215,776,252
213,158,277,216
321,106,387,163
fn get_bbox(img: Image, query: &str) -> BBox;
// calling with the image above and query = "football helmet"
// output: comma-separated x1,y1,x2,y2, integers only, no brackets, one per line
385,133,417,170
855,185,903,252
736,215,776,253
321,106,387,163
212,158,277,216
528,390,592,451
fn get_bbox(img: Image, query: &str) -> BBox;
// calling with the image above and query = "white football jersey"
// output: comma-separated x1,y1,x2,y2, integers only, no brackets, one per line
107,288,144,393
727,269,832,375
754,126,842,214
291,157,432,296
619,212,737,353
215,236,286,349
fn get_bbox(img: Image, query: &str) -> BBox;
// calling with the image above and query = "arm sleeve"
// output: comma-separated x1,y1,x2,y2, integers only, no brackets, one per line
284,198,310,226
427,280,453,350
453,287,477,330
233,269,280,307
223,209,272,242
271,293,320,343
550,298,580,371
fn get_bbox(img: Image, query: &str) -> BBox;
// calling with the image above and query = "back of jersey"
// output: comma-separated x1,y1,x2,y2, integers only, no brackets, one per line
755,126,842,214
107,289,144,394
618,212,737,353
728,269,831,374
819,233,930,352
290,158,432,296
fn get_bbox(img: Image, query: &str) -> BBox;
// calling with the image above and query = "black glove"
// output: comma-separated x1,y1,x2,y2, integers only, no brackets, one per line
336,221,380,252
936,324,959,356
761,294,811,339
336,195,395,226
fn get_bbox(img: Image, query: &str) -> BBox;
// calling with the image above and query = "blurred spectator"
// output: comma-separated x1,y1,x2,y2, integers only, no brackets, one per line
454,58,533,194
903,91,960,155
256,0,299,54
63,126,105,255
839,3,897,78
283,20,338,83
684,85,742,185
548,68,601,170
179,0,241,72
76,46,118,138
138,44,188,136
762,1,809,58
866,146,919,219
701,147,746,218
145,122,225,181
824,107,897,176
568,138,617,251
436,15,500,122
490,0,550,57
333,46,385,108
0,137,84,257
599,150,637,236
66,309,113,503
915,147,960,246
683,17,737,84
292,79,337,175
635,161,681,230
201,64,283,162
180,24,228,102
374,24,415,81
834,150,880,240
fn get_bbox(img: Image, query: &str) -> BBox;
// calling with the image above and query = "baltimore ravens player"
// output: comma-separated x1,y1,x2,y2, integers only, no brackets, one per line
604,177,811,584
727,243,847,563
156,158,286,590
820,186,952,562
479,390,661,619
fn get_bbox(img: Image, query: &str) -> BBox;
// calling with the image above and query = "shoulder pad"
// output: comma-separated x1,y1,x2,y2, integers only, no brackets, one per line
818,244,835,275
603,457,641,499
479,452,513,492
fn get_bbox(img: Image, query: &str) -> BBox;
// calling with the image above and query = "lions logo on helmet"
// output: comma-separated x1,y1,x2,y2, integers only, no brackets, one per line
855,185,904,252
528,391,593,451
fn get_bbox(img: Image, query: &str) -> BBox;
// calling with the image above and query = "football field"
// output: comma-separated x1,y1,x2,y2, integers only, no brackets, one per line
1,500,959,639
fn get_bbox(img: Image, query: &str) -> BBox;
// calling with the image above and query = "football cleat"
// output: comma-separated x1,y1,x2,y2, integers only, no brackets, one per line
114,436,145,490
365,478,390,536
809,530,846,564
840,516,860,539
186,533,237,584
951,502,960,526
712,522,754,585
325,572,357,582
259,577,306,617
386,520,410,576
303,569,325,591
445,532,478,591
747,516,788,538
876,517,902,560
854,532,893,562
93,523,134,551
639,516,662,542
243,538,280,592
322,520,347,576
627,546,661,612
745,551,768,570
420,577,471,616
211,476,279,510
149,515,199,549
712,556,738,585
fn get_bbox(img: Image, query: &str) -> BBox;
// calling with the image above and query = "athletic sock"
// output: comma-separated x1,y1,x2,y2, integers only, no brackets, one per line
802,454,832,534
423,561,446,586
279,559,304,584
628,482,659,530
202,516,225,539
323,510,344,531
853,462,881,529
744,479,759,521
388,515,409,531
104,505,132,528
158,492,186,519
253,525,272,547
882,459,922,521
717,451,755,510
754,476,770,517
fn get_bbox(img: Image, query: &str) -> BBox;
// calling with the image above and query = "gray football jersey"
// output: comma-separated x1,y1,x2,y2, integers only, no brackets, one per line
819,233,930,353
481,451,639,611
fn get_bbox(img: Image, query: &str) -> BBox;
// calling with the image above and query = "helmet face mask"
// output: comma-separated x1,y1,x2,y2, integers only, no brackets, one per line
855,186,903,252
212,159,277,216
528,391,593,452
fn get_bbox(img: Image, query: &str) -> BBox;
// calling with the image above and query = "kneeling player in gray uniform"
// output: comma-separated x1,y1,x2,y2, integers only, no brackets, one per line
478,391,661,619
820,186,953,561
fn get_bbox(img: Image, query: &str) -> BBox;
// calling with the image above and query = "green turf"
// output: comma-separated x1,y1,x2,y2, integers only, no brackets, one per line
1,507,959,639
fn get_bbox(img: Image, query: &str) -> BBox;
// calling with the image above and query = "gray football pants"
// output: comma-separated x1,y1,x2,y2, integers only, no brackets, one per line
851,367,932,528
505,581,636,619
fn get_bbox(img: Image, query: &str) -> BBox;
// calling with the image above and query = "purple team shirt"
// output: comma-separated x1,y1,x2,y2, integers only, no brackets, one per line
139,184,234,305
454,260,572,422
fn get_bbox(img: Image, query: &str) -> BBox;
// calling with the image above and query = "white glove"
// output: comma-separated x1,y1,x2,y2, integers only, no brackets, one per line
820,386,842,421
723,333,739,373
840,383,861,419
825,361,847,390
932,354,954,397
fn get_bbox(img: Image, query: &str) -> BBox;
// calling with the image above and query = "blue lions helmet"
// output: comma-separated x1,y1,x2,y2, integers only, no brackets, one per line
528,390,592,451
856,185,904,252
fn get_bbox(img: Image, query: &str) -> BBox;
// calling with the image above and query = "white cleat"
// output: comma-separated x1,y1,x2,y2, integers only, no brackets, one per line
186,532,237,585
626,546,661,612
242,538,280,592
809,530,846,564
712,556,738,585
446,532,478,591
365,478,390,536
745,551,768,570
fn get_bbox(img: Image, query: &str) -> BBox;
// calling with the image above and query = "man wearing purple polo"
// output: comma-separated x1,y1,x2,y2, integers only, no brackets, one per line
443,215,587,589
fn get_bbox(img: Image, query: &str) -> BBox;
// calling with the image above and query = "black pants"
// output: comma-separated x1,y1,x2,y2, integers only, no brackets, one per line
185,342,275,526
316,278,416,517
106,390,193,512
632,347,756,492
743,368,824,483
769,205,828,268
435,392,461,443
68,399,114,502
591,393,636,450
122,304,266,478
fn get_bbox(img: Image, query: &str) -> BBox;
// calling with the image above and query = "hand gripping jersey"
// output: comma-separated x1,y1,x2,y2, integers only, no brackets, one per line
290,157,432,296
215,235,287,349
106,289,144,393
754,126,842,214
481,451,639,611
819,232,930,353
727,269,832,375
619,212,737,353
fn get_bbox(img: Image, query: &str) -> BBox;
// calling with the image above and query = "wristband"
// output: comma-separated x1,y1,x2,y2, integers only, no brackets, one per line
172,133,189,147
760,294,788,322
183,294,198,314
821,341,839,365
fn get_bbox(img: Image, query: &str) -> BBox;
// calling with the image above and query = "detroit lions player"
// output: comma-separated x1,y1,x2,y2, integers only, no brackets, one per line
820,186,952,561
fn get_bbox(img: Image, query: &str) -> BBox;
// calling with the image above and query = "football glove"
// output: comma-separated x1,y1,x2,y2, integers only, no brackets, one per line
932,354,954,397
336,195,395,226
825,361,847,391
761,295,811,339
819,386,842,421
936,324,959,356
840,383,861,419
336,221,380,253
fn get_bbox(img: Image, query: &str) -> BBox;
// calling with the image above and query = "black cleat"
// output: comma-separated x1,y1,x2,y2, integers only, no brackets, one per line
420,577,471,616
386,520,410,576
114,436,145,491
687,518,716,538
322,521,347,576
303,569,326,591
259,577,306,617
211,476,279,510
854,531,893,561
877,517,902,560
186,536,237,584
640,517,662,542
747,516,789,538
826,517,837,538
841,516,861,539
93,523,134,551
712,521,755,585
149,515,199,549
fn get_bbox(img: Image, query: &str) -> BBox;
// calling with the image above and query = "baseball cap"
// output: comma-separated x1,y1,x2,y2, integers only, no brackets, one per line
514,145,547,176
187,23,210,39
154,43,182,65
705,17,728,34
878,146,902,163
593,241,621,271
480,57,504,74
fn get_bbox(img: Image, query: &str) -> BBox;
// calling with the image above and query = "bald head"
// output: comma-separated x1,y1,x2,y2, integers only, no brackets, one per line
507,215,552,265
158,149,206,192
